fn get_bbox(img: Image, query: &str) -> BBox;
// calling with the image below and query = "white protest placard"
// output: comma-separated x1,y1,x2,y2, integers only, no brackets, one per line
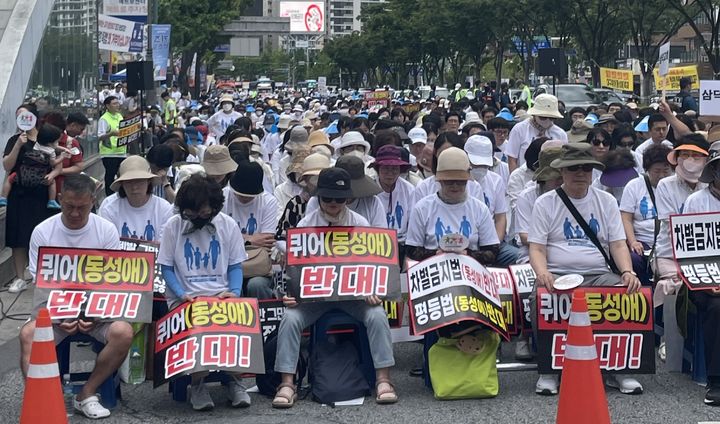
16,111,36,132
659,42,670,77
98,14,139,53
700,80,720,116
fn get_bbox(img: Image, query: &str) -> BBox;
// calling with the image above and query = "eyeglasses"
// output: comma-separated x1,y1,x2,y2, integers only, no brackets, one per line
566,164,594,172
590,139,608,146
320,197,347,204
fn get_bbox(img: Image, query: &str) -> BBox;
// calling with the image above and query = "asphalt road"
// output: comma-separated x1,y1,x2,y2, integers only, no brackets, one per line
2,340,720,424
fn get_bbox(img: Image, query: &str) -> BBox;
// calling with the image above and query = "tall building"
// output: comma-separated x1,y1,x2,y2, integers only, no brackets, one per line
47,0,97,36
327,0,384,38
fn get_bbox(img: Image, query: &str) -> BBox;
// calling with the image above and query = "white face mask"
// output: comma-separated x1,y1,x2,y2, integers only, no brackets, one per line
344,149,365,159
535,117,554,129
470,167,488,182
676,156,706,183
222,104,233,112
256,111,262,116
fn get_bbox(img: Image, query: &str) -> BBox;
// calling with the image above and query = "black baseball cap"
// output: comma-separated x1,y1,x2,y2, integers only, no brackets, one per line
316,167,352,198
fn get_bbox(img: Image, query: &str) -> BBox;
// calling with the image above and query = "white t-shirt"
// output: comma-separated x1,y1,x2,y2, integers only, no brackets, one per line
655,175,706,258
98,194,174,247
507,164,536,210
306,195,386,228
405,194,499,250
619,176,658,245
412,175,485,205
505,119,568,166
474,171,508,215
635,138,672,157
297,208,369,228
528,187,626,275
222,188,280,236
514,185,541,264
207,110,242,138
157,213,248,304
684,188,720,214
274,181,304,218
491,159,510,185
375,177,415,241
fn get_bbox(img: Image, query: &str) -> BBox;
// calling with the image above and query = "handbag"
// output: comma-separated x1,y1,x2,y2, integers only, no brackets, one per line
243,246,272,278
428,330,500,399
555,187,620,274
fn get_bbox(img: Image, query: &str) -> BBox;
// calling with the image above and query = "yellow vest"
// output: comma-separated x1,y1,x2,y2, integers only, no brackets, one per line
99,111,125,156
164,98,177,126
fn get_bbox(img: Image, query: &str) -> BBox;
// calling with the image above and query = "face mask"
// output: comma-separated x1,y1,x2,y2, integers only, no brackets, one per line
264,125,273,132
676,157,705,183
198,114,208,121
189,216,212,229
470,167,488,182
222,104,233,112
536,118,554,129
344,149,365,159
256,111,262,116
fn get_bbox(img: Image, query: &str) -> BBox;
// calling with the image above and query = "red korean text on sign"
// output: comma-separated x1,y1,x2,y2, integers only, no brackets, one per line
48,290,87,319
165,337,199,378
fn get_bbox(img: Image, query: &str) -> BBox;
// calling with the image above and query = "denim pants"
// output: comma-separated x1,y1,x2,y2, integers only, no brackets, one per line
274,301,395,374
245,276,274,299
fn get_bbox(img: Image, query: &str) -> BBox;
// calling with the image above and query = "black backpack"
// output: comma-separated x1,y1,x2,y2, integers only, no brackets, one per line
17,149,51,188
256,331,308,397
310,339,370,405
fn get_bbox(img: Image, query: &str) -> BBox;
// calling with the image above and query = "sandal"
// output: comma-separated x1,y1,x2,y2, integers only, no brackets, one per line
272,383,297,409
375,378,398,404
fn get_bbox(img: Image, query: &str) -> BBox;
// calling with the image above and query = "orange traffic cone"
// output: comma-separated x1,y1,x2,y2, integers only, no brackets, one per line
20,308,68,424
556,289,611,424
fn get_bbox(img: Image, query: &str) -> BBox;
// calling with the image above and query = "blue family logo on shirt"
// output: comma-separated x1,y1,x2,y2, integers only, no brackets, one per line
563,215,600,246
387,202,405,229
183,235,221,271
639,196,657,219
483,192,490,207
243,213,258,235
435,216,473,243
120,220,157,241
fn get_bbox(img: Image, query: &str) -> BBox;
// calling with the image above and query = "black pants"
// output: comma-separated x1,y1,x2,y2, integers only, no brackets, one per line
689,291,720,378
101,157,124,196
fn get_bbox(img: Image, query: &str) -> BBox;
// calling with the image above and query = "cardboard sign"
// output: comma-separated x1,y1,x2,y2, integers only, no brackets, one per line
654,65,699,92
153,297,265,387
117,113,142,147
700,80,720,116
670,212,720,291
536,287,655,374
488,267,520,335
36,247,155,322
16,111,37,132
407,253,509,340
509,263,536,333
599,67,634,92
286,226,401,301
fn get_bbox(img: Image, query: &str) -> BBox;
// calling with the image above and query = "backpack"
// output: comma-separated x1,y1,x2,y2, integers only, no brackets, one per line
310,339,370,405
17,149,51,188
256,330,308,397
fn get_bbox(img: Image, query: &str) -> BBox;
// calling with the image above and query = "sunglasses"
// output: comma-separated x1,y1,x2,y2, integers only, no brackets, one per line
590,139,608,146
321,197,347,204
566,164,594,172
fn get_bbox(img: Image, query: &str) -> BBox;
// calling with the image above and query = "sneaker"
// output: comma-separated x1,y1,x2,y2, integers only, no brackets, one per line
605,375,643,394
535,375,559,395
74,395,110,419
0,197,6,207
515,339,533,360
705,383,720,405
47,199,61,209
7,278,27,293
658,342,666,362
227,378,251,408
190,383,214,411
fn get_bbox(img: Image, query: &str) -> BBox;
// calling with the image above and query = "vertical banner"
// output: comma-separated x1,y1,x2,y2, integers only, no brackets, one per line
536,287,655,374
188,53,197,88
35,247,155,322
153,297,265,387
151,25,171,81
670,212,720,291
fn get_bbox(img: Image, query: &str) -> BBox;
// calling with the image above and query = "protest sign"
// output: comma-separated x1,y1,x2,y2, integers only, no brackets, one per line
488,267,520,335
153,297,264,387
16,111,37,132
599,67,634,92
509,263,536,333
258,298,285,341
98,14,142,53
408,253,509,340
384,300,403,329
119,238,165,296
536,287,655,374
654,65,699,92
670,212,720,291
658,42,670,77
366,91,390,108
36,247,155,322
285,226,400,301
700,80,720,116
117,113,142,147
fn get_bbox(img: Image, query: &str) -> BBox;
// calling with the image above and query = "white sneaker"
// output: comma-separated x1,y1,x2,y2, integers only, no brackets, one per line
190,383,214,411
515,339,533,360
536,375,559,395
227,378,251,407
74,395,110,419
658,342,666,362
7,278,27,293
605,375,643,394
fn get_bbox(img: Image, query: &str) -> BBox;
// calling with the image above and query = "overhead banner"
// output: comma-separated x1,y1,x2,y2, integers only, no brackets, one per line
285,226,400,301
654,65,699,92
153,297,264,387
103,0,148,16
407,254,509,340
36,247,155,322
488,267,520,335
537,287,655,374
599,67,634,92
99,14,143,53
151,24,171,81
700,80,720,116
117,113,142,147
279,1,325,33
670,212,720,291
366,91,390,109
509,264,536,333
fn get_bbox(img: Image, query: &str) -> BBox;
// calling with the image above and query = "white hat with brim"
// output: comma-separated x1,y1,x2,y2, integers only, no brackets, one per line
202,145,239,176
528,93,564,119
110,156,161,192
338,131,371,154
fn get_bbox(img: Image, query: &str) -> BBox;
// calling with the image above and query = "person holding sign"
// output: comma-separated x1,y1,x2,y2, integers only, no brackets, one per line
272,168,397,408
157,173,251,411
682,141,720,405
98,96,127,196
528,143,642,396
20,174,132,419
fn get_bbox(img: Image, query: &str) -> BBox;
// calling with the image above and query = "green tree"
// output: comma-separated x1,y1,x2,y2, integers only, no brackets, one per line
665,0,720,79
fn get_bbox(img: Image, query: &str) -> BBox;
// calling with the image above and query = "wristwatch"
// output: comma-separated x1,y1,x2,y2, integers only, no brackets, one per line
621,270,637,277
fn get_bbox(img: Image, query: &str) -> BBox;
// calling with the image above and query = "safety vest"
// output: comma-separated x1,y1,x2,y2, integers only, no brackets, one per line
98,111,125,156
522,86,533,107
164,98,177,126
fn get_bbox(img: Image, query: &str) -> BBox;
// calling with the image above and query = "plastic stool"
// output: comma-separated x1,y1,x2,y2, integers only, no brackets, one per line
311,310,376,387
56,333,121,409
169,371,232,402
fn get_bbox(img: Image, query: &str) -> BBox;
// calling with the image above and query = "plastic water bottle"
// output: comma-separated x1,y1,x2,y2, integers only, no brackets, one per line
129,347,145,384
62,374,74,417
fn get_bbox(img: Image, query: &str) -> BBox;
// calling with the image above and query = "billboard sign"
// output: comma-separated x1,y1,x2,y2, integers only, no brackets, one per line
279,2,325,33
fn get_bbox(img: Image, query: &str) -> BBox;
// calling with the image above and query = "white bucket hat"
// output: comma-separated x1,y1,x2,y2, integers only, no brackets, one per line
528,93,564,119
